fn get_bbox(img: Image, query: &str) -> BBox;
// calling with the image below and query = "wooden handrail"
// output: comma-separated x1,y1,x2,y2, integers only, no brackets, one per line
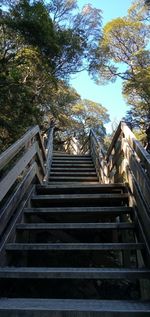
103,121,150,255
89,121,150,258
89,129,108,183
106,122,122,159
0,123,53,241
106,121,150,179
44,125,54,181
0,126,42,171
1,120,150,249
90,129,106,157
80,138,89,154
121,122,150,177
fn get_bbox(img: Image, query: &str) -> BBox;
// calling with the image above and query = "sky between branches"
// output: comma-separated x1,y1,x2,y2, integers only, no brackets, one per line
70,0,132,133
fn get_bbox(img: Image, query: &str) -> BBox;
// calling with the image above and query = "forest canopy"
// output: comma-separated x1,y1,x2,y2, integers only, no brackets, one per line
90,0,150,136
0,0,150,152
0,0,109,152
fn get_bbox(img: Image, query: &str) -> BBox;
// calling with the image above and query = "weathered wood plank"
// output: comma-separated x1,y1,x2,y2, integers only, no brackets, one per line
0,267,149,279
80,138,89,153
121,122,150,177
0,298,150,315
107,122,122,159
48,176,99,182
0,143,37,201
35,142,45,176
50,172,97,176
0,183,35,266
45,127,54,181
122,138,150,209
16,222,134,230
37,183,126,189
120,159,150,247
0,163,36,236
90,130,105,157
31,193,128,201
108,149,122,174
6,242,144,251
0,126,39,171
37,131,46,161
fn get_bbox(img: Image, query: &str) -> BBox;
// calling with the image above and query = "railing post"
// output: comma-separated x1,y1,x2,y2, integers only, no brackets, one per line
44,123,54,183
89,129,109,184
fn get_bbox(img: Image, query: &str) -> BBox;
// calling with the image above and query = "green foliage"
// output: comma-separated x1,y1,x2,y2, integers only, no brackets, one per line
90,0,150,134
0,0,103,152
45,82,109,140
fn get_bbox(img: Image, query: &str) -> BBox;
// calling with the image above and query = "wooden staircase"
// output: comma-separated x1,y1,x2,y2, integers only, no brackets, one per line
0,123,150,316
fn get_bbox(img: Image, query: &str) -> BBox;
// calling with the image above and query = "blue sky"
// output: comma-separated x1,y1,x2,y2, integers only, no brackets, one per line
70,0,133,133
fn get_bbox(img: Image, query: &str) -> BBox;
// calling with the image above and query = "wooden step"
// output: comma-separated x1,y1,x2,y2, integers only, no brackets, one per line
53,151,72,156
6,242,144,251
24,206,132,216
51,167,96,171
25,206,132,213
50,172,98,177
52,160,93,165
52,155,93,162
48,176,99,182
24,206,132,223
0,267,149,279
52,156,92,160
32,193,129,201
52,163,94,167
36,184,127,195
31,193,128,207
0,298,150,316
16,222,135,231
52,154,92,158
53,155,92,158
48,182,100,185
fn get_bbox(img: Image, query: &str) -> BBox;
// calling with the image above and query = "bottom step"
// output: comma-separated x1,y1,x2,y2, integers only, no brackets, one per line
0,299,150,316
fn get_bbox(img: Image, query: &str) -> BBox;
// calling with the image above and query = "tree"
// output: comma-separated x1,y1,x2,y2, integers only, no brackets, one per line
42,81,109,151
89,0,150,134
71,99,109,137
0,4,57,151
45,82,109,137
6,0,102,79
0,0,103,151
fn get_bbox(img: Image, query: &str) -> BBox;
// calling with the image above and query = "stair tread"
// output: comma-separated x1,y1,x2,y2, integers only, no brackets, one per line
52,160,93,163
37,183,126,189
51,166,95,171
32,193,129,200
49,177,99,181
0,267,149,279
6,242,144,251
0,298,150,312
52,163,94,167
50,172,97,175
48,182,100,185
53,151,91,158
16,222,134,230
52,157,92,160
24,206,132,214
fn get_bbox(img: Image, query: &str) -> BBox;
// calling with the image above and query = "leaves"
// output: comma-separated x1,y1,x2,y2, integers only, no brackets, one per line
89,0,150,134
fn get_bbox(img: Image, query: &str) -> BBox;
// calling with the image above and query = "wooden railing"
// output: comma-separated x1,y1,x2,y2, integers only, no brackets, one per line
89,121,150,262
0,124,54,257
107,122,150,256
44,125,54,181
0,120,150,262
54,135,80,155
106,121,150,205
89,129,109,183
